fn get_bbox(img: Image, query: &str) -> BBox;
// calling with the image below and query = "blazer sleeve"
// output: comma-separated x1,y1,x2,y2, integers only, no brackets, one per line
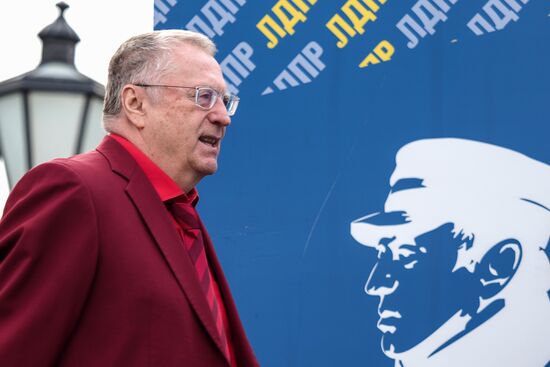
0,161,99,367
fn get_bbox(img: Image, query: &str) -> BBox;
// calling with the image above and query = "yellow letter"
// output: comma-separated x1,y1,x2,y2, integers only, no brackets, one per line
373,40,394,61
326,14,356,48
359,53,380,68
257,14,287,49
362,0,380,12
273,0,306,35
291,0,311,13
342,0,376,34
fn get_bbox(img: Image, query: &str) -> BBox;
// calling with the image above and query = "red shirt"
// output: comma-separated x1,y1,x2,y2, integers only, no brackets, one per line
109,134,236,366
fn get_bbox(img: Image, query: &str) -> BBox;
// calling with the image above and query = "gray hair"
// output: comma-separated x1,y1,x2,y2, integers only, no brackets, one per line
102,29,216,130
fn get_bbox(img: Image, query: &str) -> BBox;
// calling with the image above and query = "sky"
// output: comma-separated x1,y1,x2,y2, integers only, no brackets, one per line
0,0,154,211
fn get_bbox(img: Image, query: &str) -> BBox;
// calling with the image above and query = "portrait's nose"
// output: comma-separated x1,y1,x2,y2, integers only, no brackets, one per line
365,262,398,297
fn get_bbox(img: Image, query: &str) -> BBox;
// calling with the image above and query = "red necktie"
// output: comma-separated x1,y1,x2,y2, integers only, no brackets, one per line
170,201,230,360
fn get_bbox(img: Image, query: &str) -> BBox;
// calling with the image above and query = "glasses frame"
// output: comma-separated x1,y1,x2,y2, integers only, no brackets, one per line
134,83,240,116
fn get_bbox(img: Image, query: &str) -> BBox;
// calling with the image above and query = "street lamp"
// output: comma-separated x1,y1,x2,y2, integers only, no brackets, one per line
0,2,105,188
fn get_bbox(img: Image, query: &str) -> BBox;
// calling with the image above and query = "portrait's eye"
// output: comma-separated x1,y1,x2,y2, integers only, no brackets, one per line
397,245,420,269
397,243,421,260
400,248,416,258
403,260,418,269
197,88,214,107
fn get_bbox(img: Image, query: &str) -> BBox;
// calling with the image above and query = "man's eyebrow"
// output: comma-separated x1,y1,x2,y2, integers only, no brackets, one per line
398,244,418,251
393,244,421,258
206,84,227,95
390,178,425,193
385,241,419,261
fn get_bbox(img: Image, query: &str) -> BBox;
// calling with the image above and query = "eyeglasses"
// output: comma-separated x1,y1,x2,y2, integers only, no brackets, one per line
135,84,240,116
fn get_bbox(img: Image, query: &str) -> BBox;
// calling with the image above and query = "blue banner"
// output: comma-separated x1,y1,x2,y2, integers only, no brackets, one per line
155,1,550,366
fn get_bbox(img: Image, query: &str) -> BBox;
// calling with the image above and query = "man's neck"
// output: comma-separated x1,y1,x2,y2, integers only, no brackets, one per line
110,130,200,192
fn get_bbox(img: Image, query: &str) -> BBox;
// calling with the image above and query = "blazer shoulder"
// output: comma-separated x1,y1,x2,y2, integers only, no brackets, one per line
46,146,129,190
55,149,112,178
3,157,99,216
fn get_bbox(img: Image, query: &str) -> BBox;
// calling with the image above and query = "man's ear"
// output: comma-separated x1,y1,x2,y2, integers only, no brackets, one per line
120,84,147,130
477,239,522,300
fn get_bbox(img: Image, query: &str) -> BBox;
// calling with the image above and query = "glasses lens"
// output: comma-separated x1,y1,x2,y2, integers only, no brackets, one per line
196,88,239,116
227,97,239,116
196,88,216,109
222,94,231,108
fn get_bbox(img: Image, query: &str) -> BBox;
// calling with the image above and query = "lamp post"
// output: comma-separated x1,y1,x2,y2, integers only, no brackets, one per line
0,2,105,188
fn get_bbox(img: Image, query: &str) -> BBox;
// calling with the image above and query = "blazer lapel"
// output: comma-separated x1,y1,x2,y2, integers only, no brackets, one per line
96,137,228,362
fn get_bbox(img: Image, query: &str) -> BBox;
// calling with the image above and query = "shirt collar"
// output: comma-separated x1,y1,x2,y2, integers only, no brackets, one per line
109,134,198,206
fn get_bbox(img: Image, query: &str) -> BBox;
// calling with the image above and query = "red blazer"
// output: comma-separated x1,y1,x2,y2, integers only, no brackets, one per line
0,136,259,367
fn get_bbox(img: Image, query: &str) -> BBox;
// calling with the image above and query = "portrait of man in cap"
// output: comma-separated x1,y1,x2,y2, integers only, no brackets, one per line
351,138,550,367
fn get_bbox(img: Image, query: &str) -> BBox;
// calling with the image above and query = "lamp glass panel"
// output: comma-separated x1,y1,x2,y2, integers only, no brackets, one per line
0,159,9,211
29,91,85,167
0,93,29,186
80,96,105,153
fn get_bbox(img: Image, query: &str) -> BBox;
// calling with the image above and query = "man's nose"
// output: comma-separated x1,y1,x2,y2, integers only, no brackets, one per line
209,97,231,127
365,262,398,297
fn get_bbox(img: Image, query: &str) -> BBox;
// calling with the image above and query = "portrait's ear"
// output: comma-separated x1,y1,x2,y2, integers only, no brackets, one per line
477,239,522,300
120,84,146,129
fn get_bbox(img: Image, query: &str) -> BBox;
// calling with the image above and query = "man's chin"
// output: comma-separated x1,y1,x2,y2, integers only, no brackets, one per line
381,334,397,357
193,160,218,176
201,166,218,176
381,333,412,358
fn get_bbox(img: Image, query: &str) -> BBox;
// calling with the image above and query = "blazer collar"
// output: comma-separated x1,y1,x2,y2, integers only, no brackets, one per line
96,136,230,363
96,135,138,180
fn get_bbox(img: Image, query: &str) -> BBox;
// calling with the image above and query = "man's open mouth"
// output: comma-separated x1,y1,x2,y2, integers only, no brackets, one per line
377,309,401,333
199,135,219,147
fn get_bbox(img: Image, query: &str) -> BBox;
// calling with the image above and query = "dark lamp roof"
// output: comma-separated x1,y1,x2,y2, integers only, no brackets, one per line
37,2,80,66
0,2,104,98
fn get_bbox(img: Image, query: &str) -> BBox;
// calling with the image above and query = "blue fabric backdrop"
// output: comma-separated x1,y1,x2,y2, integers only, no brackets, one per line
155,1,549,366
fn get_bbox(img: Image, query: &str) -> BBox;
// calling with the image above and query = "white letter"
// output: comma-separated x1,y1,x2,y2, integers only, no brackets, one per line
396,14,427,49
219,0,245,14
483,0,519,31
202,0,236,36
221,55,248,86
412,0,448,35
289,54,317,83
233,42,256,72
186,15,216,38
302,41,325,71
467,13,495,35
274,70,299,91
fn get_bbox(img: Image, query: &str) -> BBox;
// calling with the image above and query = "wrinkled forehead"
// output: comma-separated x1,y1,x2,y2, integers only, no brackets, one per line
351,179,464,246
168,44,227,91
352,138,550,249
350,209,442,249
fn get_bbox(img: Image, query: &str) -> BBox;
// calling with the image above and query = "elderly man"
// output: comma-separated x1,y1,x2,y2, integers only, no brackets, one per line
351,138,550,367
0,30,258,367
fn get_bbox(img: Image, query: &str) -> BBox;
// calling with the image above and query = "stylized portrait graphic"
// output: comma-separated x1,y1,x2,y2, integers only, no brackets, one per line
350,139,550,367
